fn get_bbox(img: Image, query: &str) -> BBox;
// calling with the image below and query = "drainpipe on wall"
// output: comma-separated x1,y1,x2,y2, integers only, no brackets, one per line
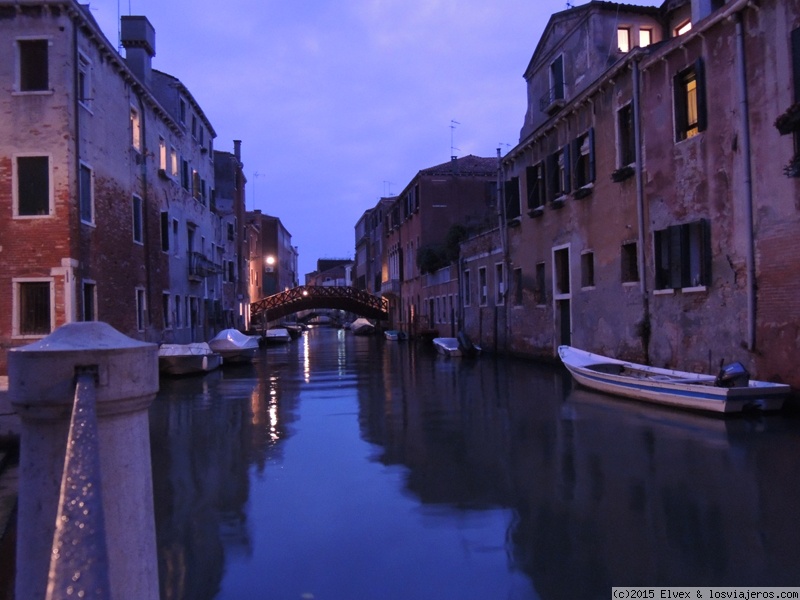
735,12,756,352
632,57,650,363
497,147,509,352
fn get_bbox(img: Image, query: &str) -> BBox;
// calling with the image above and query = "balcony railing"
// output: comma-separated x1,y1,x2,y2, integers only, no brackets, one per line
539,83,566,113
188,251,223,279
381,279,401,297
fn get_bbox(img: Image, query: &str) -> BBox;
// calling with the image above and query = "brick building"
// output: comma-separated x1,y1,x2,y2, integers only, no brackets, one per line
0,2,243,370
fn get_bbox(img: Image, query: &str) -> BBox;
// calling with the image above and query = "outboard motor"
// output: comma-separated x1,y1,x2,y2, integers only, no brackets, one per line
715,361,750,388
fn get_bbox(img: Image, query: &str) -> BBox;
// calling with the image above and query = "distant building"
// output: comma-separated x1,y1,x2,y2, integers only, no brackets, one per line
380,155,498,334
246,210,297,304
214,141,250,330
0,4,242,371
354,197,393,294
305,259,353,287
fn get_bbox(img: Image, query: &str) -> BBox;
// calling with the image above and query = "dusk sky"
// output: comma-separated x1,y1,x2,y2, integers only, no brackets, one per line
91,0,661,278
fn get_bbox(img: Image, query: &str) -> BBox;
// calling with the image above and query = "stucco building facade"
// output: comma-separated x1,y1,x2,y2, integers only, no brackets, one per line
463,0,800,387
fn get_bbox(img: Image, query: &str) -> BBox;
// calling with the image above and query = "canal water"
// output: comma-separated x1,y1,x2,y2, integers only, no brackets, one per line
149,326,800,600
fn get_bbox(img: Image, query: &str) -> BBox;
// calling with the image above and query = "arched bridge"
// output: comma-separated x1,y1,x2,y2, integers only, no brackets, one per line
250,285,389,321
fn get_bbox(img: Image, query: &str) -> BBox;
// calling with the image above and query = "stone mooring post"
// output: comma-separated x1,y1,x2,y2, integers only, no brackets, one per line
8,322,160,600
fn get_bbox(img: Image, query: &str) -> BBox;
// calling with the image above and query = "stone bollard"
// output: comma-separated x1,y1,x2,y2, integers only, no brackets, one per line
8,322,160,600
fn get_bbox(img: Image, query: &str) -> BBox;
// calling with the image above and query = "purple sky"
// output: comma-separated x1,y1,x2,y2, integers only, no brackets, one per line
90,0,660,278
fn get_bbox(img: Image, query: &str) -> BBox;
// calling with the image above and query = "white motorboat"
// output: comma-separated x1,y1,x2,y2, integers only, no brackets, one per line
158,342,222,376
208,329,260,363
558,345,790,414
264,328,292,344
350,318,375,335
384,330,407,341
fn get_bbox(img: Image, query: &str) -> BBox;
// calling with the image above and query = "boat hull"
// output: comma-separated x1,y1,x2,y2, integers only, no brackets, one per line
158,351,222,376
559,346,788,414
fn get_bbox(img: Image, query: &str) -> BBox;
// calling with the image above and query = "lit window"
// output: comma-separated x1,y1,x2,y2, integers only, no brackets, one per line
131,107,141,151
159,136,167,171
639,28,653,47
675,21,692,36
618,27,631,52
674,59,707,141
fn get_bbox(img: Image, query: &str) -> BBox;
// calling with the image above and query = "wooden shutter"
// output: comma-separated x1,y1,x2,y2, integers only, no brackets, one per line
695,57,707,133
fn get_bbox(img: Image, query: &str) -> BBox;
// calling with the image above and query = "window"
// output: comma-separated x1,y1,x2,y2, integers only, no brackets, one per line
131,107,142,151
618,103,636,167
78,53,91,106
554,248,570,295
136,288,146,331
227,222,235,241
478,267,487,306
181,159,190,190
513,268,523,305
172,219,179,255
674,59,707,141
546,147,570,202
504,177,521,220
158,136,167,171
191,115,197,138
463,269,471,306
18,39,49,92
618,27,631,53
170,146,178,178
495,263,505,305
227,260,235,283
160,212,170,252
179,99,186,125
654,219,711,290
79,163,93,224
549,55,565,104
675,21,692,36
572,128,595,189
639,28,653,47
175,295,182,328
132,195,143,243
621,242,639,283
535,262,546,305
581,252,595,288
162,293,171,329
82,282,96,321
526,163,545,212
16,280,52,336
16,156,50,216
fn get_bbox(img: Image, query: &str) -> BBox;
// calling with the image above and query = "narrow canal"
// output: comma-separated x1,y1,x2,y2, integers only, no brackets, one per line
149,326,800,600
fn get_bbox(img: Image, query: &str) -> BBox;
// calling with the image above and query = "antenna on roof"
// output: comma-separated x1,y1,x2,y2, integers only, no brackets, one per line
450,120,461,159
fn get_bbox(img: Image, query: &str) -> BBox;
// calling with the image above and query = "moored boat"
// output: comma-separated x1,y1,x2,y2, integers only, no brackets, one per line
350,318,375,336
433,337,461,357
158,342,222,376
264,328,292,344
384,330,406,341
558,345,790,414
208,329,260,364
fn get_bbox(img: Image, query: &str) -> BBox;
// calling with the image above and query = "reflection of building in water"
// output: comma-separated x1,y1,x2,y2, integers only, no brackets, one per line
356,342,800,594
149,371,299,599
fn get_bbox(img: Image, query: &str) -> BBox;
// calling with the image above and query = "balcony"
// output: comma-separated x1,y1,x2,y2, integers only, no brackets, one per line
539,84,566,114
188,251,223,280
381,279,401,297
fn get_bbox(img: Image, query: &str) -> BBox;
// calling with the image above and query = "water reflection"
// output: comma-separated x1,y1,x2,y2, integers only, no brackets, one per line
149,327,800,600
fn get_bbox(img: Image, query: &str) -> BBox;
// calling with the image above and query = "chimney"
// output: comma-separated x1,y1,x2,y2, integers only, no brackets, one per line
234,140,242,162
120,16,156,87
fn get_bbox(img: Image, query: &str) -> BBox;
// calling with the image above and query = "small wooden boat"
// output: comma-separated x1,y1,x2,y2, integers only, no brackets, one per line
208,329,260,364
433,333,481,358
350,318,375,336
384,330,407,341
158,342,222,376
558,345,789,414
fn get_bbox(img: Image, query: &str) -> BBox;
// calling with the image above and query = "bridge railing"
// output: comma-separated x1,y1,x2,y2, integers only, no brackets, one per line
251,285,388,322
